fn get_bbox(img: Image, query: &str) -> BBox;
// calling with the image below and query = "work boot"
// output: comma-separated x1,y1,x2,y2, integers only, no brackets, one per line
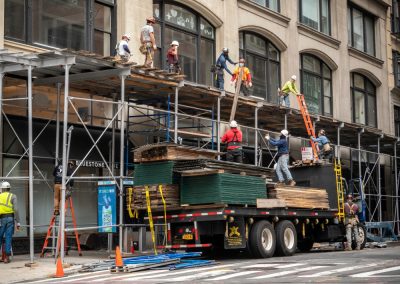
54,209,60,216
275,182,284,187
3,256,10,264
344,246,352,251
356,245,361,251
288,180,296,186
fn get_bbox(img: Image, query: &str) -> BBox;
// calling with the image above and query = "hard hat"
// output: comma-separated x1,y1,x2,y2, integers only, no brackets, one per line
319,129,326,135
347,194,353,200
281,129,289,137
68,160,75,166
171,40,179,46
291,75,297,80
146,17,156,23
0,181,11,190
222,47,229,53
239,58,245,63
230,120,238,128
122,34,131,40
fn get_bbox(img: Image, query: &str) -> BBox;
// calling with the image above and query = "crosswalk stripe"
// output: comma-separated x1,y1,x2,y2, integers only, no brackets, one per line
242,264,279,269
279,263,306,268
26,271,109,283
208,270,262,280
351,265,400,278
165,269,233,281
299,263,378,277
249,265,326,279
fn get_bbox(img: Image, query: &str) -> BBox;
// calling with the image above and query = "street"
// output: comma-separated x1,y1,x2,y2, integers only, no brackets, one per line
24,245,400,283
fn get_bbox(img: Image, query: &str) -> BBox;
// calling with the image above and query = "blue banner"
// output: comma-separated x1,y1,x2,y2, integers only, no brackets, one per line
98,182,116,233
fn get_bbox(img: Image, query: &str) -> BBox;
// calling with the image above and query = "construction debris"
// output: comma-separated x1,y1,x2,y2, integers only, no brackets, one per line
267,186,329,209
129,184,179,210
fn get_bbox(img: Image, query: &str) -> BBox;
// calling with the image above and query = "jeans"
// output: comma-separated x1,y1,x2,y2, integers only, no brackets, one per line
226,148,243,163
216,71,224,90
280,94,290,107
276,154,293,182
0,216,14,256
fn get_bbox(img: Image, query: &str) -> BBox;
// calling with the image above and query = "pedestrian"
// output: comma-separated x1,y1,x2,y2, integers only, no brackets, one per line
115,34,131,62
279,75,301,107
140,17,157,68
311,129,333,161
265,130,296,186
167,40,180,73
221,120,243,163
53,160,75,216
214,48,236,90
230,58,253,96
0,181,20,264
344,194,362,251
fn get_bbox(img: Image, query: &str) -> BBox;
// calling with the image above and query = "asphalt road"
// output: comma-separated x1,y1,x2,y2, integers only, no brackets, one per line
26,245,400,283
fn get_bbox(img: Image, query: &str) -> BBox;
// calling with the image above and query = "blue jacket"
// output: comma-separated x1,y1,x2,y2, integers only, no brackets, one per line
311,135,329,148
269,135,289,156
216,53,235,75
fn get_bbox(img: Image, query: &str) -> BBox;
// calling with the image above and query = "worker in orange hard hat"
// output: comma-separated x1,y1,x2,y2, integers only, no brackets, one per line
140,17,157,67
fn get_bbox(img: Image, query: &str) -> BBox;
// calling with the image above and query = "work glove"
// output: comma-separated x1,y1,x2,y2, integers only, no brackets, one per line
265,134,270,140
153,44,157,50
249,82,253,88
16,223,21,231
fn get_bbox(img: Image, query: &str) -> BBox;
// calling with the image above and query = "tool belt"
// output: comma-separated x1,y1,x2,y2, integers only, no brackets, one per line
0,213,14,218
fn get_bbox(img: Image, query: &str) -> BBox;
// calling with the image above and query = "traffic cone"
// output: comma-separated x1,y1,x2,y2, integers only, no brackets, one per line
115,246,123,267
53,257,65,278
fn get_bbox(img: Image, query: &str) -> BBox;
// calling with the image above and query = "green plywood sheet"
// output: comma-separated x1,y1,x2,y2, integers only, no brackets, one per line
134,161,177,186
181,173,266,205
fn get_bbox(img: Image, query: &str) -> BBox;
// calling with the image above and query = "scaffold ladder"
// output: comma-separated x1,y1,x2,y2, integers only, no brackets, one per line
296,94,319,161
334,159,345,222
40,196,82,258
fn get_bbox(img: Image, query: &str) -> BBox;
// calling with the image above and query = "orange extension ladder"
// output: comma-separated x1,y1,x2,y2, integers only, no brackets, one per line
40,196,82,258
296,94,319,161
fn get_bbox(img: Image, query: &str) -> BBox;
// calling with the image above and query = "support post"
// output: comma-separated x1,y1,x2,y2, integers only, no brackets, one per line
395,141,399,235
377,135,382,226
254,107,258,166
337,123,344,162
60,64,71,263
119,75,126,250
55,83,61,166
109,93,117,253
174,87,179,143
284,113,287,130
217,95,222,160
357,128,365,221
0,73,4,177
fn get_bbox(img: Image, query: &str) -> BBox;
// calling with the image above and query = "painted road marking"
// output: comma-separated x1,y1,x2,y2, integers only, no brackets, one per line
249,266,327,279
208,270,262,280
351,266,400,278
165,269,233,281
242,264,280,269
299,263,378,277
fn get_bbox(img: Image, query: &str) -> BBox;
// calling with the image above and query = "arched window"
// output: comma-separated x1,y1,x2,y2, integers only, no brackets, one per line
300,54,332,116
239,31,280,102
351,73,377,127
153,1,215,85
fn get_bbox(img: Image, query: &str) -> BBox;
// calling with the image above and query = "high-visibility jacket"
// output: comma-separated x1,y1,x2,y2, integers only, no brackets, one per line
0,192,15,215
281,80,299,95
231,66,252,83
221,128,243,150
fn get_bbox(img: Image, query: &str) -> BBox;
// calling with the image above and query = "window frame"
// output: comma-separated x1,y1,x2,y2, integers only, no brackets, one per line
395,105,400,137
348,4,376,56
239,31,281,103
299,0,331,35
250,0,281,13
300,53,332,116
4,0,116,56
153,0,216,84
351,73,377,127
391,0,400,34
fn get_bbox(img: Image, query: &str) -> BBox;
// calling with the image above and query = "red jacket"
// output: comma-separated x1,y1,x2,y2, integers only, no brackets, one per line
221,128,243,150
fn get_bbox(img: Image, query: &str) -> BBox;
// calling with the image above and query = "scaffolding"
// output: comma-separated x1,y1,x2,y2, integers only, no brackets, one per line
0,49,399,265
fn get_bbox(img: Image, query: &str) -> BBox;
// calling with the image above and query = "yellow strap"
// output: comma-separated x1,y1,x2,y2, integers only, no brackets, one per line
158,185,168,246
127,187,138,219
302,222,306,238
145,186,157,255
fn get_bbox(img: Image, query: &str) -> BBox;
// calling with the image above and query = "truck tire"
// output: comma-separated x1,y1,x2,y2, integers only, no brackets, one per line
352,223,367,250
249,220,276,258
297,238,314,252
275,220,297,256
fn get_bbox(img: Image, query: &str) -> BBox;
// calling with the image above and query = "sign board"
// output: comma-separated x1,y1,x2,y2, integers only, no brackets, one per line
224,217,246,249
301,147,314,161
98,181,117,233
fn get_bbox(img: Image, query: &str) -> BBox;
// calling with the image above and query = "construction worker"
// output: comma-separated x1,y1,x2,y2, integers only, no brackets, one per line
265,130,296,186
231,58,253,96
53,160,75,216
115,34,131,62
221,120,243,163
344,194,362,251
279,75,301,107
311,129,333,161
214,48,236,90
140,17,157,68
167,40,180,73
0,181,20,263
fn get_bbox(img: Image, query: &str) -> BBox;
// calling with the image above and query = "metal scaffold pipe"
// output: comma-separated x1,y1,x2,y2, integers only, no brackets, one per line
0,73,3,177
119,75,126,250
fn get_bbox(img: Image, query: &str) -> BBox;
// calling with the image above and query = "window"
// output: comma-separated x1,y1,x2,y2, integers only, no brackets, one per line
391,0,400,34
239,32,280,102
348,5,375,56
153,1,215,85
250,0,280,12
393,51,400,88
351,73,377,127
395,106,400,137
4,0,115,56
300,54,332,116
299,0,330,35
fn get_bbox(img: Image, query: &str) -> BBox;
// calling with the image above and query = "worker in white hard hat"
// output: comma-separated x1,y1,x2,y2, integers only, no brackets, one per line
221,120,243,163
214,47,237,90
115,34,131,62
278,75,301,108
265,130,296,186
167,40,181,74
0,181,20,263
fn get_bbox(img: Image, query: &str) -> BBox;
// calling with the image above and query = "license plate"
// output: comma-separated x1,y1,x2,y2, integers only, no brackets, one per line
182,233,193,240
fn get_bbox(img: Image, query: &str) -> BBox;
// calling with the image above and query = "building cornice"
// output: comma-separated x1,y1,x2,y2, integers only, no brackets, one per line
348,46,384,69
297,23,341,50
238,0,290,28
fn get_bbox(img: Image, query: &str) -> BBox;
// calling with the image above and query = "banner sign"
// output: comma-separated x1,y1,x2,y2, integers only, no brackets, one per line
98,181,117,233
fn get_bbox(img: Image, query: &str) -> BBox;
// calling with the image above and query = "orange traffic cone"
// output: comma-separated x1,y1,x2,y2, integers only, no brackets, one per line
115,246,123,267
53,257,65,278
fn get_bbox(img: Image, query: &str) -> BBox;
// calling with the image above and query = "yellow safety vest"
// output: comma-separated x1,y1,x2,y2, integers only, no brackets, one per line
0,192,14,215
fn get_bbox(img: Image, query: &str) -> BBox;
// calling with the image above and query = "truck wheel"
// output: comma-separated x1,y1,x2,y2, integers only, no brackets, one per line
297,238,314,252
275,220,297,256
352,223,367,250
249,220,276,258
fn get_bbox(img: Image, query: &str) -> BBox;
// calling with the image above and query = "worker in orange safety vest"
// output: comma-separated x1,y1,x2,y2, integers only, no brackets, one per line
230,58,252,96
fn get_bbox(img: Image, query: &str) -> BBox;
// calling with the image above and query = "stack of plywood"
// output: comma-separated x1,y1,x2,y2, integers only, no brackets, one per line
130,184,179,210
267,186,329,209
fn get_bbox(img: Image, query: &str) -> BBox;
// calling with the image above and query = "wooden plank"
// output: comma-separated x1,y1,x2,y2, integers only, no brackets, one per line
181,169,225,177
256,198,287,208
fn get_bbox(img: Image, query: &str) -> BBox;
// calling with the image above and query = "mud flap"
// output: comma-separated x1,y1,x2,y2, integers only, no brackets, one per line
224,216,246,249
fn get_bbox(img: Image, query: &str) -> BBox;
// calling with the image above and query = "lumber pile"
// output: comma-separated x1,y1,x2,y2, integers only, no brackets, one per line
267,186,329,209
129,184,179,210
256,198,287,208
